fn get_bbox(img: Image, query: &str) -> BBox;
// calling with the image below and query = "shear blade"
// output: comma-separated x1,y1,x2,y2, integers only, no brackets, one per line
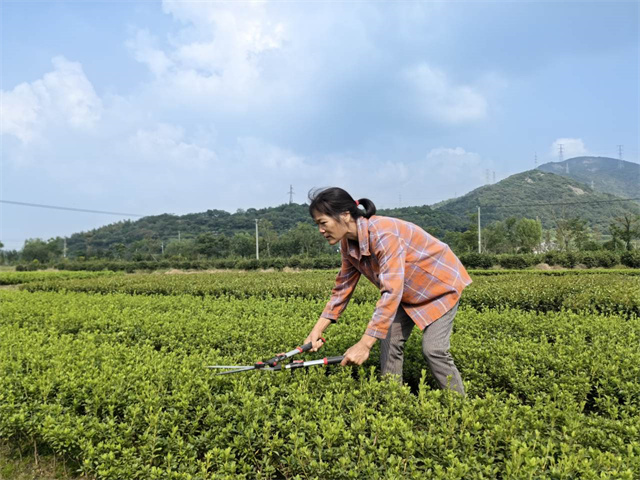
206,365,253,369
216,366,257,375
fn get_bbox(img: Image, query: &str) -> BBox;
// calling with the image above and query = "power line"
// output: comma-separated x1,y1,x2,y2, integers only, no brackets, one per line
480,197,640,209
0,200,145,217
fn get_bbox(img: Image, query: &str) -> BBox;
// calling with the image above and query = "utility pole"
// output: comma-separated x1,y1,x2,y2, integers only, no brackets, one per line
178,231,181,242
161,241,164,255
477,206,481,253
255,219,259,260
288,185,294,205
63,238,67,258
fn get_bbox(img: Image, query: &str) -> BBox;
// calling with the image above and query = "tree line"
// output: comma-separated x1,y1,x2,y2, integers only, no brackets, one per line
2,213,639,266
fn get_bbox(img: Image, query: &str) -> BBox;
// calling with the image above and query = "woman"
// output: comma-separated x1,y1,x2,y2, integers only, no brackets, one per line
304,187,471,395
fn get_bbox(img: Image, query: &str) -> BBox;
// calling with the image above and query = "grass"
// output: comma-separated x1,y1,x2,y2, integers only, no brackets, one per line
0,441,88,480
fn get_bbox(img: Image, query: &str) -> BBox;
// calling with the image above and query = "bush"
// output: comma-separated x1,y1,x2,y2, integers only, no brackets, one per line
459,253,495,269
543,252,578,268
497,254,536,269
577,251,598,269
288,256,302,268
235,258,260,270
621,250,640,268
299,257,315,269
313,255,341,269
271,258,285,270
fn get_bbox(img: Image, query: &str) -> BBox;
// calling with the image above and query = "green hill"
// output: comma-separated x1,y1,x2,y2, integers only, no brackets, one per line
434,170,640,231
65,168,639,257
66,202,464,257
537,156,639,200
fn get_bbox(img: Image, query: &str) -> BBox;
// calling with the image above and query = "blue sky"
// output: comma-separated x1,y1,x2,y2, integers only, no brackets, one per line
1,0,638,250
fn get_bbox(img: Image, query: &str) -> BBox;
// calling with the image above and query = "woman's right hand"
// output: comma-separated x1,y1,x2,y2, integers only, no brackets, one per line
304,317,333,352
304,330,325,352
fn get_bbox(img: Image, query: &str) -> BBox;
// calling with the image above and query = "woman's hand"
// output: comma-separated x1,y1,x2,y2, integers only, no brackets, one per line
304,330,326,353
304,317,333,352
340,336,377,366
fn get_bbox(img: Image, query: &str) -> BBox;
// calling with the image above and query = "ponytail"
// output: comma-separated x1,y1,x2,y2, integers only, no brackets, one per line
308,187,376,221
354,198,376,219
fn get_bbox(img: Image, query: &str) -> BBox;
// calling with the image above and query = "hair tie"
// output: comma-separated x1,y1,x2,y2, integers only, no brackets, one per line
355,200,360,207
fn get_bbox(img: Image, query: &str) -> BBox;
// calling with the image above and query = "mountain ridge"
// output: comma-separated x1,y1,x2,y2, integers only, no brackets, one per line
537,156,639,200
62,157,640,256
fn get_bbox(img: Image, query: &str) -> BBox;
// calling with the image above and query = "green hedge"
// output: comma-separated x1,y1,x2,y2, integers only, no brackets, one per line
12,249,640,272
1,289,638,479
0,270,120,285
21,271,640,317
459,251,628,269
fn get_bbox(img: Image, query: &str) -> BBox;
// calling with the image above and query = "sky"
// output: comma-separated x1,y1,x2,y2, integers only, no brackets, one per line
1,0,638,250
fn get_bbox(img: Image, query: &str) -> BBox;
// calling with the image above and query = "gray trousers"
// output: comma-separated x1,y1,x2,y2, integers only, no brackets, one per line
379,302,465,396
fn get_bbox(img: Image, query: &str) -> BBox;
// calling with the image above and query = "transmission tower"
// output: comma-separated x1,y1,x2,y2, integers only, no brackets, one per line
534,152,538,168
558,144,564,162
288,185,295,204
618,145,623,169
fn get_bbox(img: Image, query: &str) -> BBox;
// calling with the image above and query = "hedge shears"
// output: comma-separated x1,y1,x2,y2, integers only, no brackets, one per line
206,338,344,375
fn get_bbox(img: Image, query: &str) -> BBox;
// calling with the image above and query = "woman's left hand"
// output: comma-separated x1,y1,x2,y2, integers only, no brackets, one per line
341,339,373,366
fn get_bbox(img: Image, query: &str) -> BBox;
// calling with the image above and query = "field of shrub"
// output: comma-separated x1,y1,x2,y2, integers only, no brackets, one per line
12,248,640,272
1,271,639,479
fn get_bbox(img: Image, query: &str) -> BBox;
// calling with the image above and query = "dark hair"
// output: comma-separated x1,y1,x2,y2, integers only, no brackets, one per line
308,187,376,221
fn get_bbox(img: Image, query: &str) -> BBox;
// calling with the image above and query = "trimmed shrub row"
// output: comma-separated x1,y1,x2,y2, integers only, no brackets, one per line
15,255,343,272
13,250,640,272
21,271,640,317
460,250,640,269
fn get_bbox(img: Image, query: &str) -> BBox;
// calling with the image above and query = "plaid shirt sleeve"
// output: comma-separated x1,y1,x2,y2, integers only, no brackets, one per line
365,227,406,339
321,252,361,322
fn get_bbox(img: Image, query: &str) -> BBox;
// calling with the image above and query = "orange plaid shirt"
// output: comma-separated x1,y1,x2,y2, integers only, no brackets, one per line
321,215,472,339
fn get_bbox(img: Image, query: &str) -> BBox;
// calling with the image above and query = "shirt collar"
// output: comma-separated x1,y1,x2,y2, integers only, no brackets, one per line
344,216,371,259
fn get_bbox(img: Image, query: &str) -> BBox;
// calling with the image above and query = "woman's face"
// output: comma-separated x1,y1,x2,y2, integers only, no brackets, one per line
312,211,351,245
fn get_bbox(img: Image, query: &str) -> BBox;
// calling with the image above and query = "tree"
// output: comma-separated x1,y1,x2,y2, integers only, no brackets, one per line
195,233,230,258
259,220,278,257
111,243,127,260
568,218,589,251
231,233,254,258
22,239,53,263
164,238,196,259
483,221,509,254
515,218,542,253
290,222,326,256
610,215,640,251
504,217,519,253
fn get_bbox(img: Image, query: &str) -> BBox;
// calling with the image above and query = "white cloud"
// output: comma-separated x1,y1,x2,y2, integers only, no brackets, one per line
401,64,488,124
550,138,588,159
126,1,287,111
1,56,102,144
125,30,173,77
236,137,305,170
128,123,217,168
